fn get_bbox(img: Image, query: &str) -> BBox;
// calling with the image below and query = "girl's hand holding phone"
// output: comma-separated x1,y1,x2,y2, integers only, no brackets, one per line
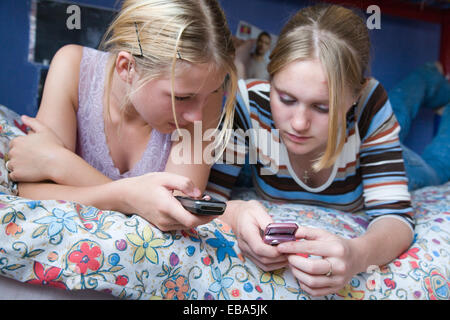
116,172,216,231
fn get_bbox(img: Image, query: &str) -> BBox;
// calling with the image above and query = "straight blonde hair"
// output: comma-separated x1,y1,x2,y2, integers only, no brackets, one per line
268,4,370,171
100,0,237,155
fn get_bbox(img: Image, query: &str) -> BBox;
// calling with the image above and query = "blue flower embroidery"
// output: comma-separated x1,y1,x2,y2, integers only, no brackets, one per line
25,200,41,210
208,266,233,299
34,208,78,237
206,230,237,263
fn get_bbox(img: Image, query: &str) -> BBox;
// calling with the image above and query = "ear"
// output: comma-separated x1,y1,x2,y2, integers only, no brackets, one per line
115,51,137,83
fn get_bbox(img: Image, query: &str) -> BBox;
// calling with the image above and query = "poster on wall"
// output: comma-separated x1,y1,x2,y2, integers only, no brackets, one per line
234,20,278,80
235,20,277,47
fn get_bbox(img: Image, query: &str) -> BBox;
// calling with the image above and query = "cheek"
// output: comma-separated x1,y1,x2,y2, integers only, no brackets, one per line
316,115,330,136
270,102,288,125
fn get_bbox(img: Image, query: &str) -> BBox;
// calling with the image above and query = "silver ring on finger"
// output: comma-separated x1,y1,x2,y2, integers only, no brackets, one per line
324,258,333,277
5,160,12,172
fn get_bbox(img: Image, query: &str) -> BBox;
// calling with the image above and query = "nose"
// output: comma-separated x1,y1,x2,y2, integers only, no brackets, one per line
290,105,310,133
182,102,204,123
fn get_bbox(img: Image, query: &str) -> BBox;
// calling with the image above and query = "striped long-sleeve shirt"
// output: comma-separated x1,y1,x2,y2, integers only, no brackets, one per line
207,78,415,231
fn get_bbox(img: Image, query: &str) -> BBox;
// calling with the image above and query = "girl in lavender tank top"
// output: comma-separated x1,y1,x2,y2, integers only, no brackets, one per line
7,0,237,231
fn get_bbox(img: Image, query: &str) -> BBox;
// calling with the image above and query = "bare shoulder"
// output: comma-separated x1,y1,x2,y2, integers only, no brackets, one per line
52,44,84,63
49,44,84,84
39,45,84,112
35,44,86,150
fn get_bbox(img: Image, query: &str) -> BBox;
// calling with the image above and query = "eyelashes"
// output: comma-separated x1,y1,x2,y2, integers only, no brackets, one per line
312,104,329,113
279,95,329,113
174,96,191,101
174,88,220,102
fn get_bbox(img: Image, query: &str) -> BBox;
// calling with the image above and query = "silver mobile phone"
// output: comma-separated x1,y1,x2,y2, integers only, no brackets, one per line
175,196,226,216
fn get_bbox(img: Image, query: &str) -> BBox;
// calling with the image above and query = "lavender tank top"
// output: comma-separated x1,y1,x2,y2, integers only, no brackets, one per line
76,47,172,180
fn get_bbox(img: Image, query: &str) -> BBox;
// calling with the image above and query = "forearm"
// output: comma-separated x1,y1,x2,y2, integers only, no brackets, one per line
17,180,125,213
349,217,414,273
49,147,112,186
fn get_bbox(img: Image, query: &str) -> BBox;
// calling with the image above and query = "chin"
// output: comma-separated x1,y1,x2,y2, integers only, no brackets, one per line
283,139,318,157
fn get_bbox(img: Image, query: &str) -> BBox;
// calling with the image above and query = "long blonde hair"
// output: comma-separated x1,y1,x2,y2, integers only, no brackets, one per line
268,4,370,171
100,0,237,153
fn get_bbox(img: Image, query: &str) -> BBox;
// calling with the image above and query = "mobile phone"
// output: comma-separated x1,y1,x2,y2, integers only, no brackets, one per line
175,196,226,216
263,222,298,245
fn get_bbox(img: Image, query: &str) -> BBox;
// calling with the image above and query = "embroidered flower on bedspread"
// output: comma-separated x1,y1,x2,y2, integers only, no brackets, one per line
162,275,190,300
126,225,166,264
68,241,103,274
206,230,237,263
26,261,66,289
34,208,78,238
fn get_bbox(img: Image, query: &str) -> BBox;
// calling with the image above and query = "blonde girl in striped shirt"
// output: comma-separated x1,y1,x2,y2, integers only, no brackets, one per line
207,4,415,297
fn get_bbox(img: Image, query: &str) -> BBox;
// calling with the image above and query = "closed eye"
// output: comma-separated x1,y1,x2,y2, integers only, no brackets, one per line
279,94,296,106
175,96,192,101
312,103,329,113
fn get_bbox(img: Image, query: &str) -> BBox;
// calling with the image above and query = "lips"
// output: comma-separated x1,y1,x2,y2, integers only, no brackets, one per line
285,132,311,143
168,122,189,130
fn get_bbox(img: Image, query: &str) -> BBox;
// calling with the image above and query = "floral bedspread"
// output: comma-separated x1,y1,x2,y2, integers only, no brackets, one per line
0,105,448,300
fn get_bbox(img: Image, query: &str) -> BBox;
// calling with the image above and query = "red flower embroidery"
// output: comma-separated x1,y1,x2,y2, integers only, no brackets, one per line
115,275,128,286
384,279,397,290
26,261,66,289
399,247,420,260
68,242,102,274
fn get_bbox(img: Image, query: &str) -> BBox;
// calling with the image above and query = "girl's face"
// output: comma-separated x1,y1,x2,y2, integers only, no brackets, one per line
270,58,354,159
130,62,226,134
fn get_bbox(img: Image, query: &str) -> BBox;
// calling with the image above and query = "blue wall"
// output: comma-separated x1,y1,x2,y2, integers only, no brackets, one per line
0,0,119,116
0,0,442,152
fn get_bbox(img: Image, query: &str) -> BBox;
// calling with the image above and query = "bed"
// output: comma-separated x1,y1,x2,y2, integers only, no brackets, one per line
0,105,448,300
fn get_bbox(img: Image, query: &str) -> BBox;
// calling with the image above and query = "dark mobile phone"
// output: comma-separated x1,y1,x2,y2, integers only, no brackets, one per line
263,222,298,245
175,196,226,216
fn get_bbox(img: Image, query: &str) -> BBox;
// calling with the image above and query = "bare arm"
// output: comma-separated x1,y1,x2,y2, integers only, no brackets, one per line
348,218,413,273
18,171,213,231
10,44,112,189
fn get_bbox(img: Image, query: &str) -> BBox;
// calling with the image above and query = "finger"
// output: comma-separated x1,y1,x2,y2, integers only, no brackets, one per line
240,242,288,271
250,258,288,272
277,239,337,257
285,255,334,276
244,224,283,261
256,214,274,232
164,195,214,229
8,136,24,149
20,115,44,133
153,210,194,232
157,173,201,198
294,226,331,241
288,266,337,293
240,228,288,266
239,237,287,264
296,280,339,297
